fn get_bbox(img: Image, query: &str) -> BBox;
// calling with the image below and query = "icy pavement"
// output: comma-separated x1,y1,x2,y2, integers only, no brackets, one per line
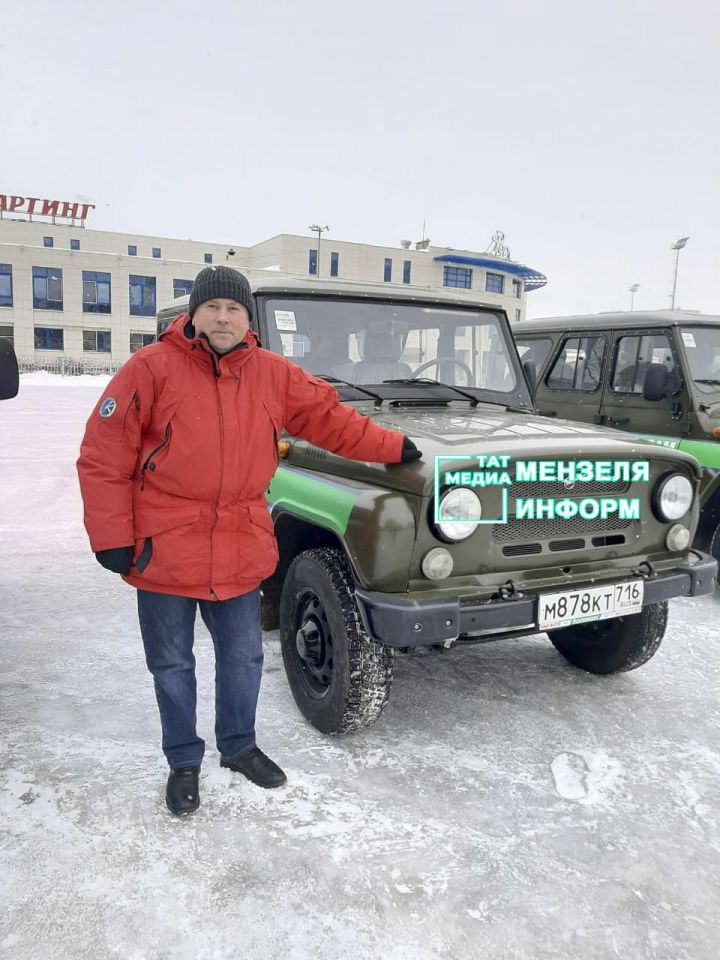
1,380,719,960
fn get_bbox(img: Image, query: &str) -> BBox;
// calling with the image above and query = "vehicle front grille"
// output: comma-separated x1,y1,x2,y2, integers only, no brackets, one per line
509,476,630,499
492,514,632,543
500,534,627,558
502,543,543,557
548,538,586,552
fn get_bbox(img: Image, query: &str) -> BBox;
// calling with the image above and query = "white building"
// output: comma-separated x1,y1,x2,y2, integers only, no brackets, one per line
0,198,546,368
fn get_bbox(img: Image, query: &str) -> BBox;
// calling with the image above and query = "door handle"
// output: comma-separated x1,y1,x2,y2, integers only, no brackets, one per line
537,410,557,417
606,417,630,426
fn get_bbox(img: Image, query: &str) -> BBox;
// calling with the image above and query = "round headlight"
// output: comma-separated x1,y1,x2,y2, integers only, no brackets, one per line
666,524,691,551
655,474,693,521
421,548,454,580
437,488,482,541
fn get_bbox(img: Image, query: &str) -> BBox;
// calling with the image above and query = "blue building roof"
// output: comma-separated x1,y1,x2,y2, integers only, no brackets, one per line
433,255,547,292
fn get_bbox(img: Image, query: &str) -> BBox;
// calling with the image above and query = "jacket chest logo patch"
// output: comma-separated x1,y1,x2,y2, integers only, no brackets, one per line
99,397,117,419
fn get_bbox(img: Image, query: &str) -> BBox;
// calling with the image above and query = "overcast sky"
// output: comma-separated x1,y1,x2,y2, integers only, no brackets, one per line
2,0,718,318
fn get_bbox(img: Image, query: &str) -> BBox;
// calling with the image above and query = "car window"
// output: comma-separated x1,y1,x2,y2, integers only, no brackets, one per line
678,326,720,384
545,336,606,392
515,337,553,372
611,334,676,394
263,297,520,394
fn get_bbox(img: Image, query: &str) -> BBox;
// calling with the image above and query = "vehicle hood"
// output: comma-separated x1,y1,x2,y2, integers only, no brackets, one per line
287,405,702,495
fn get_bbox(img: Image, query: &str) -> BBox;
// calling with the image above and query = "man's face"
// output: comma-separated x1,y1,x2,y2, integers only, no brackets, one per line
192,298,250,354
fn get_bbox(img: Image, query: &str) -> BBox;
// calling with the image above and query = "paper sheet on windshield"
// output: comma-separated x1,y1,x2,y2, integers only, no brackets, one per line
275,310,297,331
279,333,306,357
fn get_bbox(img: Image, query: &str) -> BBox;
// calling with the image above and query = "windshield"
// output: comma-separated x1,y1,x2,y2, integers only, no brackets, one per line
262,297,523,398
679,326,720,388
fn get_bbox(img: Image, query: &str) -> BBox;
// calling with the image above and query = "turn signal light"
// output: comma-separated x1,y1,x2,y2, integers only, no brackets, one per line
713,427,720,440
277,440,291,459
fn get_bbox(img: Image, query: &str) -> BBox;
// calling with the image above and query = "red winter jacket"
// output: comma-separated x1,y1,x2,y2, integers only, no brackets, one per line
77,316,404,600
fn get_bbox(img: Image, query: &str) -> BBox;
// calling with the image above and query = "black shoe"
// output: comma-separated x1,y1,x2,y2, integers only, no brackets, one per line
220,747,287,788
166,767,200,815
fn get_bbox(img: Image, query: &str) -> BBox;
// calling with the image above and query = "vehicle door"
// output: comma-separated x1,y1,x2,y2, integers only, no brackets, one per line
531,331,608,424
0,336,18,400
599,328,690,438
675,324,720,440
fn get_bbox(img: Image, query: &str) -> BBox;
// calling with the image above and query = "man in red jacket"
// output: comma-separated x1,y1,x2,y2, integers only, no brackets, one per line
77,266,421,816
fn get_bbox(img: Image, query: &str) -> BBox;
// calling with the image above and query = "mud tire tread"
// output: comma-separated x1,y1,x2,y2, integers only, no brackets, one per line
548,600,668,675
280,547,393,734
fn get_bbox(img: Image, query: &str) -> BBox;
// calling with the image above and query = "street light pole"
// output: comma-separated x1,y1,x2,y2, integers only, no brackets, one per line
628,283,639,311
309,224,329,278
670,237,689,309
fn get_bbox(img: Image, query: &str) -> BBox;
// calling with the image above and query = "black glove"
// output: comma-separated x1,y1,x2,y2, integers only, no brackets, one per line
400,437,422,463
95,546,134,575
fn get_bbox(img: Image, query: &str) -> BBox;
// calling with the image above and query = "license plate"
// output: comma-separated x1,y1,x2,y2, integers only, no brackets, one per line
538,580,644,631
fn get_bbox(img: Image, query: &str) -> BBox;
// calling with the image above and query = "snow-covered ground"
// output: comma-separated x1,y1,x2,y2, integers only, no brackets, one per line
1,377,719,960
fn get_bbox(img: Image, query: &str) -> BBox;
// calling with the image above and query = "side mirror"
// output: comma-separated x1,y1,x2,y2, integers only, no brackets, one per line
642,362,668,402
0,338,19,401
522,358,537,389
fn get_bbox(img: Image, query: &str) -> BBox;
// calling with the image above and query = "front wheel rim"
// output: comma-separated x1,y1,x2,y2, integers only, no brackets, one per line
293,592,335,698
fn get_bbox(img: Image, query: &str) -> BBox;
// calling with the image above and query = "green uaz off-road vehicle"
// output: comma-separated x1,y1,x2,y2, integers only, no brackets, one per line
158,279,717,734
514,312,720,562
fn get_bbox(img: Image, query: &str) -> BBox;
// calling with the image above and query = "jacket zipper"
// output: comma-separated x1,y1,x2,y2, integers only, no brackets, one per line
259,396,280,468
122,391,139,434
140,424,171,490
209,366,224,598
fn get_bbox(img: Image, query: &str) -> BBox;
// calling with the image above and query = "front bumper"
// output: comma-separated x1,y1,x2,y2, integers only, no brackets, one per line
355,551,717,648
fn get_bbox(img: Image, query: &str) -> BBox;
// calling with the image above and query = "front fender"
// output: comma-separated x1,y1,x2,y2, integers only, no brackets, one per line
267,464,417,591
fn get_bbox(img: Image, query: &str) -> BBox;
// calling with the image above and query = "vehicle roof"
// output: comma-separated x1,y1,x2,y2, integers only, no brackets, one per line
514,310,720,334
157,270,505,316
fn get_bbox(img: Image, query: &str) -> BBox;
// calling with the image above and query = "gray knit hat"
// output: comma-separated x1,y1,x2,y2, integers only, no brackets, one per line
188,266,254,319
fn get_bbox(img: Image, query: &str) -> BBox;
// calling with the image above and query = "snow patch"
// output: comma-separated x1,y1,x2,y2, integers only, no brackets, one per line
20,370,113,386
551,750,624,805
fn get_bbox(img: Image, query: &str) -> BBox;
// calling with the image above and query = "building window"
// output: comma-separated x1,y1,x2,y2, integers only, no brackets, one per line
330,252,339,277
70,239,80,251
32,267,63,310
515,309,522,323
152,247,161,259
443,266,472,289
130,332,156,353
173,279,193,298
34,327,64,350
43,236,53,248
384,258,392,283
308,249,318,275
0,264,12,307
485,272,504,294
0,324,13,346
128,244,137,256
512,279,522,299
129,275,156,317
204,253,213,264
403,260,412,284
83,330,112,353
82,271,112,314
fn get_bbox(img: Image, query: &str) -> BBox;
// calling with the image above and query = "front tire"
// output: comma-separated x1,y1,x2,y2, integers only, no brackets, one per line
709,523,720,564
279,547,394,733
548,601,668,674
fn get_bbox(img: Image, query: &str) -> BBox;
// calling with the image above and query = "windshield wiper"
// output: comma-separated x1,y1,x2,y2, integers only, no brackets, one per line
381,377,480,406
694,379,720,386
316,375,383,402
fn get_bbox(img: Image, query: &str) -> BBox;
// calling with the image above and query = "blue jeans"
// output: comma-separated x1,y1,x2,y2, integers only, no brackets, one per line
137,589,263,770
